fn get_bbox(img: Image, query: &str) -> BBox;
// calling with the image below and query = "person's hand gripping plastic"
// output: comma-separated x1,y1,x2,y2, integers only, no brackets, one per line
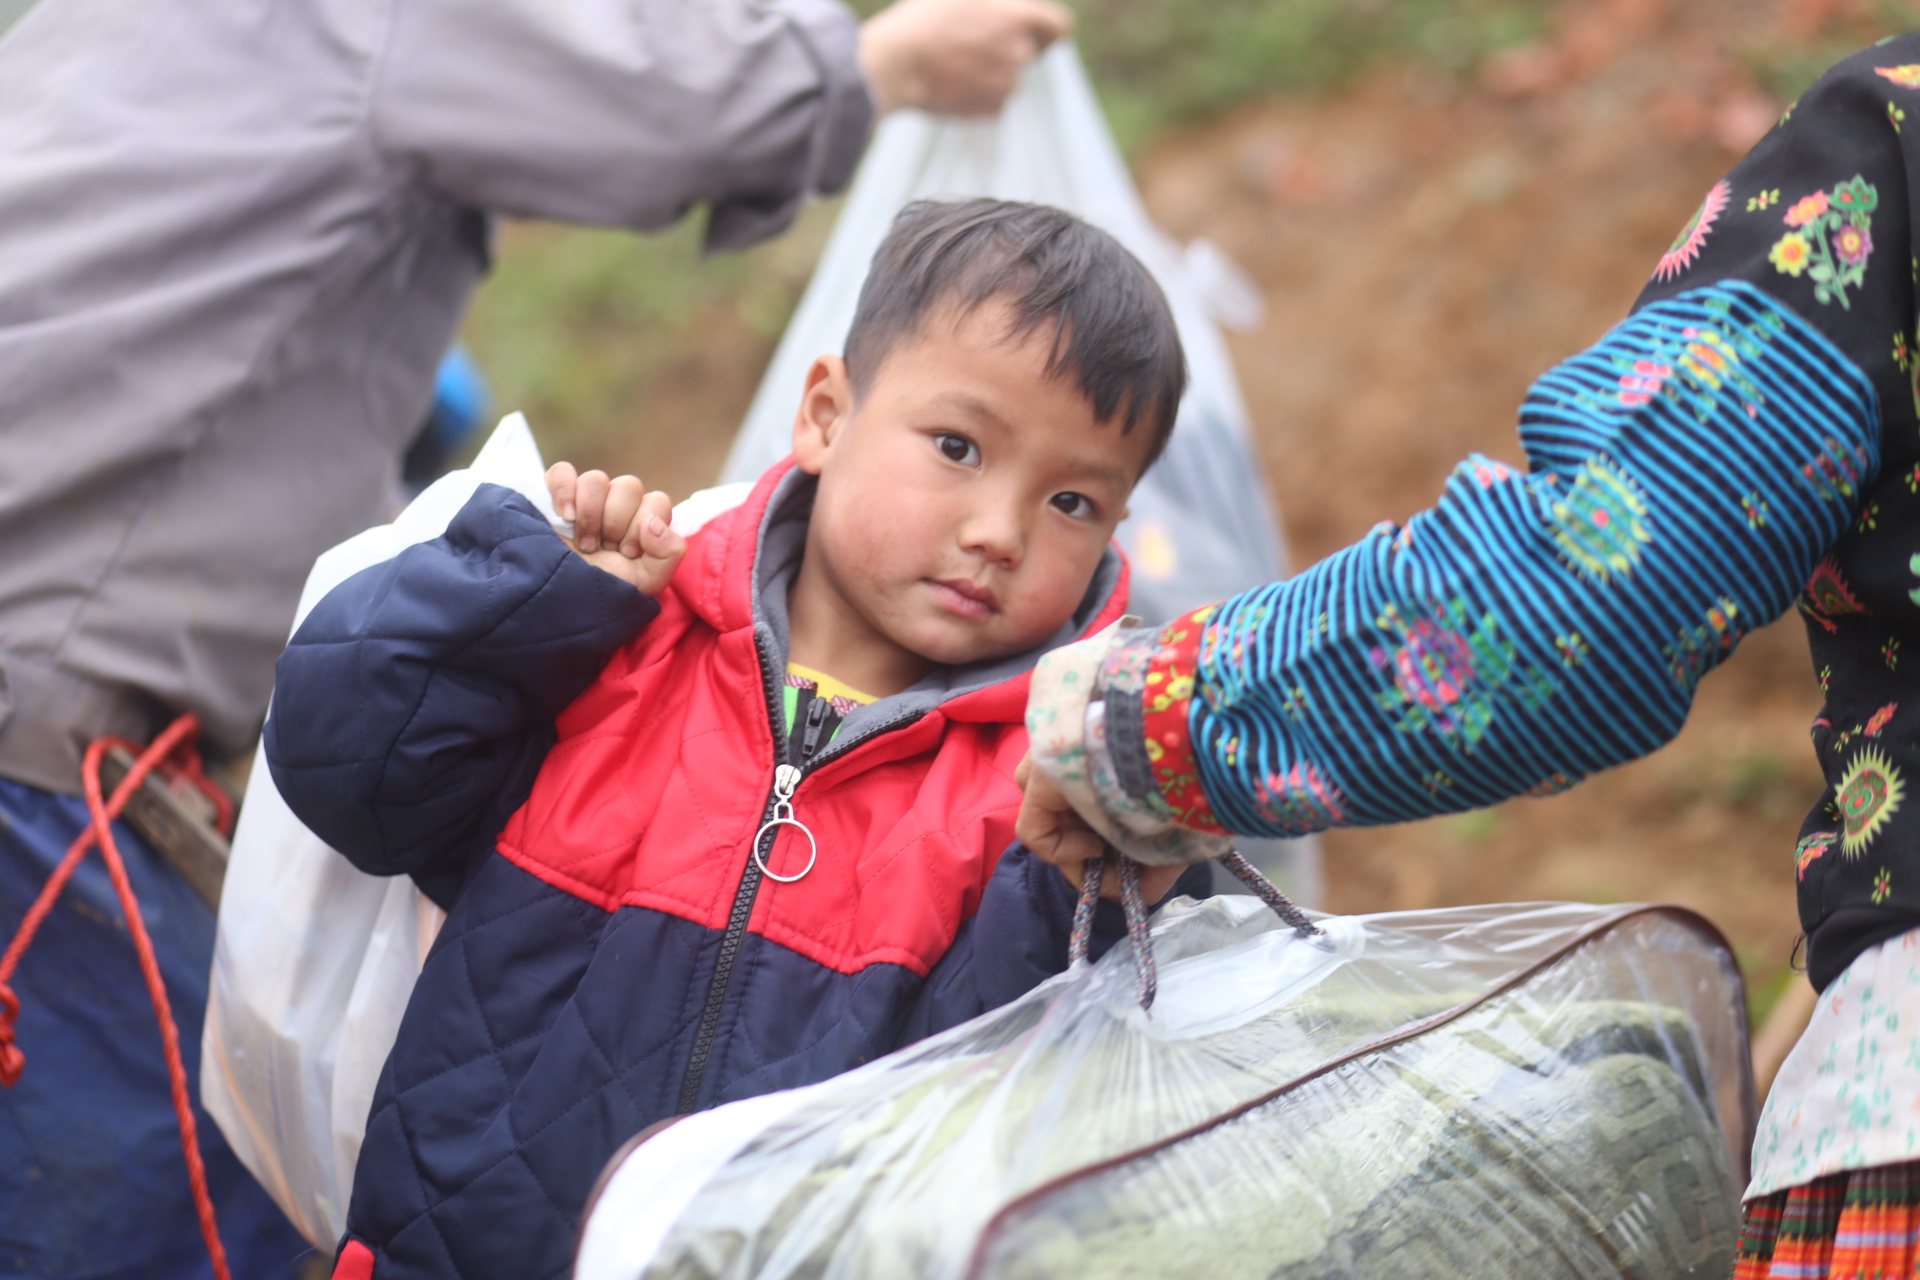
858,0,1074,117
545,462,686,597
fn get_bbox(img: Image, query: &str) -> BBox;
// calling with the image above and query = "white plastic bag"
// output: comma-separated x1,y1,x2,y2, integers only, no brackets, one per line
725,42,1317,903
576,899,1755,1280
201,415,565,1245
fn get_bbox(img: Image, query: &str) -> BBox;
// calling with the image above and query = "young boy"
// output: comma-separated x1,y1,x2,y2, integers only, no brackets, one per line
265,198,1209,1280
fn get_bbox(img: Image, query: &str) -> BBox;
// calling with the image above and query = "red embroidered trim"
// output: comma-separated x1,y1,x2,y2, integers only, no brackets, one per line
1142,605,1227,835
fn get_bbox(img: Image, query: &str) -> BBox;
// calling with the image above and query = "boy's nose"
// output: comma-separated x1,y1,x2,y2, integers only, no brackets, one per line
958,503,1024,567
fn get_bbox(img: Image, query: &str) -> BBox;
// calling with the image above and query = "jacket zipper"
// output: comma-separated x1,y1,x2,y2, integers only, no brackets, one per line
676,637,921,1114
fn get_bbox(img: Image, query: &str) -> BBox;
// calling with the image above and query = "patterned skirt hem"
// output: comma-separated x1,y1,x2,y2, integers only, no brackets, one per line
1735,1159,1920,1279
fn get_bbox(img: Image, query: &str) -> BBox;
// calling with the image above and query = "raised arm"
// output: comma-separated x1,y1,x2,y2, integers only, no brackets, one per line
1030,38,1920,857
265,485,657,903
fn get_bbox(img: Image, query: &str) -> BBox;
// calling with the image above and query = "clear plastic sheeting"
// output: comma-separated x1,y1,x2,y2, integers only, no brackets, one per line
575,898,1753,1280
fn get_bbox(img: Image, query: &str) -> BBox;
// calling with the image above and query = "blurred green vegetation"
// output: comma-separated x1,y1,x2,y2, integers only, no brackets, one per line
464,0,1558,481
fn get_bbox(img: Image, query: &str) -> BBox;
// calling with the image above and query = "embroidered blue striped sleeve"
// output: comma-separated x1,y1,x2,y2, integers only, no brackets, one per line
1179,280,1878,836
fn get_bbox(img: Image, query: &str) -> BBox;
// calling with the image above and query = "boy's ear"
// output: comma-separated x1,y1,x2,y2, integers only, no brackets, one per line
792,355,854,475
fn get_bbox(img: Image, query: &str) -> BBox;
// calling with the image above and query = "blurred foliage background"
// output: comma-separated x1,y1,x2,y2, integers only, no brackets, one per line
459,0,1920,498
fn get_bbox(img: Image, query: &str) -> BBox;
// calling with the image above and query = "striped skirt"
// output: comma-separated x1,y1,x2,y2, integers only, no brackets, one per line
1735,1160,1920,1279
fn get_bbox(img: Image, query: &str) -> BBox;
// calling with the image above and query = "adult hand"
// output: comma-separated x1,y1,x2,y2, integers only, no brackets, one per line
1015,754,1187,905
546,462,686,596
859,0,1074,117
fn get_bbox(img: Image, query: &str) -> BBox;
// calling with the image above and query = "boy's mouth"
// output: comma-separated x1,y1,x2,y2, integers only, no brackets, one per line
925,577,999,620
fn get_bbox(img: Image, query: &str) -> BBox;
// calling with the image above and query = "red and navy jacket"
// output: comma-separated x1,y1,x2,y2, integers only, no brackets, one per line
265,461,1210,1280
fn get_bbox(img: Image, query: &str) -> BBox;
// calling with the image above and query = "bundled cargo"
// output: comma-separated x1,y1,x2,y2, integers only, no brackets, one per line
576,897,1752,1280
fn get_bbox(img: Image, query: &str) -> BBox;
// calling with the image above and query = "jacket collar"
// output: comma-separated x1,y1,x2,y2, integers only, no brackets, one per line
671,456,1130,730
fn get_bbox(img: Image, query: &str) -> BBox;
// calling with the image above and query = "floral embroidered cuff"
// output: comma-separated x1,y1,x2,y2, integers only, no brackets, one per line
1135,605,1229,835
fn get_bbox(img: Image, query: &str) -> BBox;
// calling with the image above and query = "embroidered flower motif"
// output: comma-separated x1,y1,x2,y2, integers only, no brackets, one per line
1878,65,1920,89
1800,558,1866,633
1796,832,1834,880
1554,633,1589,667
1664,597,1742,690
1892,102,1908,132
1655,181,1729,281
1888,637,1903,671
1770,232,1813,276
1785,191,1831,227
1857,501,1880,532
1838,745,1906,857
1616,359,1671,407
1252,764,1348,833
1367,601,1556,749
1742,493,1769,528
1748,189,1780,212
1869,703,1899,737
1802,437,1867,503
1424,771,1454,796
1834,223,1874,266
1549,457,1653,583
1525,773,1575,798
1772,177,1878,307
1874,868,1894,904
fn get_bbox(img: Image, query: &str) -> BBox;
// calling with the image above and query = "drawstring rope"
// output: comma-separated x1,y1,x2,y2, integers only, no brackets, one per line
1069,848,1323,1011
0,713,233,1280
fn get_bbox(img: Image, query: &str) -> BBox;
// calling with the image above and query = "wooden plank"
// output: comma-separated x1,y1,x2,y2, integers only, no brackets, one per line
96,745,230,910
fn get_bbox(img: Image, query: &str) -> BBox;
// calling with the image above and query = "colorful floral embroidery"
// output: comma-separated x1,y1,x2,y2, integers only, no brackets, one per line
1888,638,1903,671
1801,437,1868,503
1801,558,1867,633
1748,189,1780,212
1655,181,1729,281
1769,176,1878,309
1797,831,1835,880
1554,633,1589,667
1143,606,1226,834
1251,764,1348,833
1743,492,1770,527
1525,773,1575,798
1868,703,1898,737
1614,359,1670,407
1424,771,1454,796
1909,553,1920,607
1664,596,1742,690
1892,102,1908,132
1874,868,1894,903
1837,745,1906,856
1367,600,1555,750
1858,501,1881,532
1547,457,1653,583
1877,65,1920,89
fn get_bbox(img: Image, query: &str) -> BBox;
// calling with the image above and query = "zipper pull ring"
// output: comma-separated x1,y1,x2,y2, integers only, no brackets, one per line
754,764,817,883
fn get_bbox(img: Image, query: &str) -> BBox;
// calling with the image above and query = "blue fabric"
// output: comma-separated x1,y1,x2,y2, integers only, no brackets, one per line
1178,282,1878,836
0,777,311,1279
269,484,1206,1280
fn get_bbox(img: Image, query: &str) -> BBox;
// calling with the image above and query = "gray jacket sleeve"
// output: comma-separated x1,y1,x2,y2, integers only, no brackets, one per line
370,0,874,249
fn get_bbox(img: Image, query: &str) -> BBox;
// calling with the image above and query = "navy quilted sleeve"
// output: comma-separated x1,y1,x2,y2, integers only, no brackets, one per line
897,847,1212,1042
265,484,657,901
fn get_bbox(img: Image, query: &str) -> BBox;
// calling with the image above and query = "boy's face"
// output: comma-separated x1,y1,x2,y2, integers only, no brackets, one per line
792,300,1155,674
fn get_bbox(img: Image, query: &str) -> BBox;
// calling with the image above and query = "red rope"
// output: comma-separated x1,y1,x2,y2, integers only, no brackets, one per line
0,713,231,1280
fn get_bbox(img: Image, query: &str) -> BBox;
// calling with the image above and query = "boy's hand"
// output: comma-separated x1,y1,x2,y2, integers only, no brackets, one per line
546,463,686,597
1014,754,1186,905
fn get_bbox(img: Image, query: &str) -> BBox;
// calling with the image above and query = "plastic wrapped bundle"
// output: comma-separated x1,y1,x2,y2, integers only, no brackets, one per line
576,898,1753,1280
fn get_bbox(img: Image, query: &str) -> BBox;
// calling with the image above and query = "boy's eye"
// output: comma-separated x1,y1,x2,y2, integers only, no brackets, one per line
1050,492,1096,519
935,433,981,467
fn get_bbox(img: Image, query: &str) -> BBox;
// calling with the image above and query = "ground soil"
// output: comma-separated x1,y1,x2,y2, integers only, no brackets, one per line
1133,0,1868,1002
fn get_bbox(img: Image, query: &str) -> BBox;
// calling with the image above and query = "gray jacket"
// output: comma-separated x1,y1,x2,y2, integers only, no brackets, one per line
0,0,871,792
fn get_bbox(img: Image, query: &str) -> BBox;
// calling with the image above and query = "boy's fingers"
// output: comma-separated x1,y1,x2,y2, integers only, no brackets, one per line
630,493,686,596
574,471,610,552
617,488,668,559
545,462,580,522
602,475,644,550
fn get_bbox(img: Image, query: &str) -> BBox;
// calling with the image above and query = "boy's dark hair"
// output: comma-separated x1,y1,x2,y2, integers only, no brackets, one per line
844,199,1186,469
